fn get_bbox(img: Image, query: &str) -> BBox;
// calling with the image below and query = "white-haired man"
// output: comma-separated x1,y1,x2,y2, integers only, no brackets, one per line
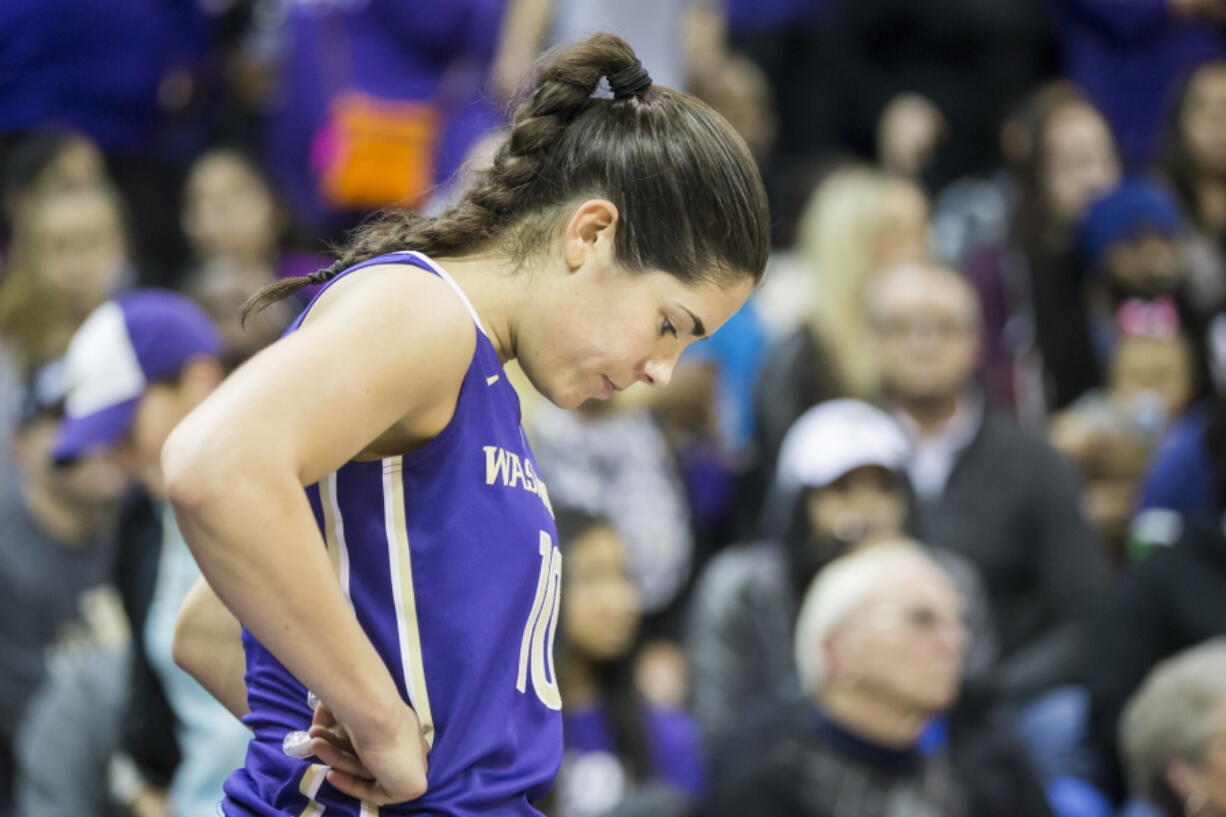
686,399,995,781
705,541,1051,817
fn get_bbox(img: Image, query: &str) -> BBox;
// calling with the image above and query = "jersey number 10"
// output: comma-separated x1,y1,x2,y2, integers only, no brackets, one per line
517,531,563,710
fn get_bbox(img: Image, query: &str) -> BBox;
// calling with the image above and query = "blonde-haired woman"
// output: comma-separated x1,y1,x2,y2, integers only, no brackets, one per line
754,164,929,479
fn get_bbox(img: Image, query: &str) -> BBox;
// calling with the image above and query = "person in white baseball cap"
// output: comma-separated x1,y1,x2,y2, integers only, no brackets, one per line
686,398,996,783
776,398,912,556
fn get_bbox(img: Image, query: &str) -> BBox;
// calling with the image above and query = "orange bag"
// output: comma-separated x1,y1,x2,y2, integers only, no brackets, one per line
316,90,441,211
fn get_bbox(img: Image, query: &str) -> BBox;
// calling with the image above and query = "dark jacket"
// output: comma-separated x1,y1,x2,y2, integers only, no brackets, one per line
113,493,181,788
913,407,1110,701
1086,515,1226,800
700,702,1054,817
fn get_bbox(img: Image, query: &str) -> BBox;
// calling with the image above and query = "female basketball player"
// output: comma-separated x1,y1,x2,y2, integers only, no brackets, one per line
162,33,769,816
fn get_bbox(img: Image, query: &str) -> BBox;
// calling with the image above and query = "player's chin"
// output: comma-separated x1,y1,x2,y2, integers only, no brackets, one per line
546,385,590,411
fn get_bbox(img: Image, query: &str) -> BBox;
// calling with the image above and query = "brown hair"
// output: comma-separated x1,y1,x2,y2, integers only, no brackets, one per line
1160,59,1226,232
242,33,770,322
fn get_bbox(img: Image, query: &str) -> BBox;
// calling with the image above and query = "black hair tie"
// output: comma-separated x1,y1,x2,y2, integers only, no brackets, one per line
608,61,652,100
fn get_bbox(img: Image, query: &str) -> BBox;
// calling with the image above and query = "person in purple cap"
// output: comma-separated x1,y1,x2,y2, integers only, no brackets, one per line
53,289,253,817
162,32,768,817
1079,179,1189,307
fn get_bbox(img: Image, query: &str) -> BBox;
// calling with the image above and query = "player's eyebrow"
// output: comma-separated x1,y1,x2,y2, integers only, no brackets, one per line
680,305,706,338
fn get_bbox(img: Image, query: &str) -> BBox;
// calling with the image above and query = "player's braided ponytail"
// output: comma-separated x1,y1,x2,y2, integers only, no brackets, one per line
243,32,768,323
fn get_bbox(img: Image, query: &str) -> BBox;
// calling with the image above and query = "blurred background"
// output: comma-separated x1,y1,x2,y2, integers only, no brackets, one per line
2,1,1226,816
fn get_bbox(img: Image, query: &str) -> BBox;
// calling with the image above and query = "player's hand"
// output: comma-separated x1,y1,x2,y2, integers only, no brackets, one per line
320,699,431,805
303,702,374,780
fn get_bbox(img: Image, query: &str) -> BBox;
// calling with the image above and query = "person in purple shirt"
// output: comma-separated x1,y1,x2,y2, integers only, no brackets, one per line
547,509,706,817
164,33,768,817
1046,0,1226,171
264,0,507,236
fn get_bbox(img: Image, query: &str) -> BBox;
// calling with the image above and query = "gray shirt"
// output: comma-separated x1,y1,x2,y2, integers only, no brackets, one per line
0,480,114,745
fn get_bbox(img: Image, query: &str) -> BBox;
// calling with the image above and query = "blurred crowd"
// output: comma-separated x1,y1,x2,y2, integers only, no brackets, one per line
2,1,1226,817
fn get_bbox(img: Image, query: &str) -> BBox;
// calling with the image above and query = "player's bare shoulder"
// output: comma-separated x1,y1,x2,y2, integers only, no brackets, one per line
299,262,480,456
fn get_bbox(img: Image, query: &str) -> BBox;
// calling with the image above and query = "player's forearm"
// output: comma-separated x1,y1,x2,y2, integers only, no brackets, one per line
164,451,403,738
174,577,251,720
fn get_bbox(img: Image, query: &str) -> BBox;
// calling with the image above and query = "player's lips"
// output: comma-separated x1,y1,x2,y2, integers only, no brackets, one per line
599,375,623,400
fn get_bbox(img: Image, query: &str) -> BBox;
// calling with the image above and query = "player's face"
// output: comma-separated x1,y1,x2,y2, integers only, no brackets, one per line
518,265,753,410
562,525,640,662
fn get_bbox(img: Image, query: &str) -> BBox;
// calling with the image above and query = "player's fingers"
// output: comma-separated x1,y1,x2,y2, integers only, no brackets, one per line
312,703,337,730
324,770,399,805
308,738,371,779
309,724,356,755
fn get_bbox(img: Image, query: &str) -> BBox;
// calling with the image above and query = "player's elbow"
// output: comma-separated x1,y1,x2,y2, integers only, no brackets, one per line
163,423,212,516
161,418,243,525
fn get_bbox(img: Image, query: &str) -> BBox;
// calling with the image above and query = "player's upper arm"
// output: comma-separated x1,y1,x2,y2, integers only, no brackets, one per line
164,264,477,489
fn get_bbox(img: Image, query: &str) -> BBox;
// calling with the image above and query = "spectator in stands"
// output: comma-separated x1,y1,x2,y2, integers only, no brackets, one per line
0,363,125,815
1079,180,1195,321
530,398,693,624
1161,60,1226,317
1049,298,1197,561
966,84,1121,422
0,0,215,283
704,541,1053,817
0,182,130,376
1047,0,1226,171
821,0,1055,192
265,0,505,235
687,398,996,780
1086,491,1226,802
753,165,929,476
870,261,1109,702
1120,639,1226,817
1133,384,1226,543
1,129,105,247
49,290,248,817
180,147,320,369
546,509,706,817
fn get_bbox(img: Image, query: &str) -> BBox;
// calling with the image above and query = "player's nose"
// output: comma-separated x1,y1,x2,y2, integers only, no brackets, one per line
637,355,676,389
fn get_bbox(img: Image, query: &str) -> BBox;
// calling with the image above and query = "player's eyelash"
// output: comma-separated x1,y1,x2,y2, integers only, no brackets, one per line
662,317,678,338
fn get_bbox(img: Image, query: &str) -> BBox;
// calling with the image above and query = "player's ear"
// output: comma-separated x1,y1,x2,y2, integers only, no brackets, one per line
562,199,619,272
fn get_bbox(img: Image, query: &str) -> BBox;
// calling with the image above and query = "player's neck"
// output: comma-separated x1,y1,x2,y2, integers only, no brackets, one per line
432,252,524,364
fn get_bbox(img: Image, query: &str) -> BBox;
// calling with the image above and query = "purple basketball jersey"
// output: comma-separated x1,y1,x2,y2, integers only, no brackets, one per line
221,252,563,816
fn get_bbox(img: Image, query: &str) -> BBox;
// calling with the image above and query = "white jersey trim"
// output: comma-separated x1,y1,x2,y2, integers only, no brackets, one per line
400,250,490,338
382,456,436,747
295,763,328,817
